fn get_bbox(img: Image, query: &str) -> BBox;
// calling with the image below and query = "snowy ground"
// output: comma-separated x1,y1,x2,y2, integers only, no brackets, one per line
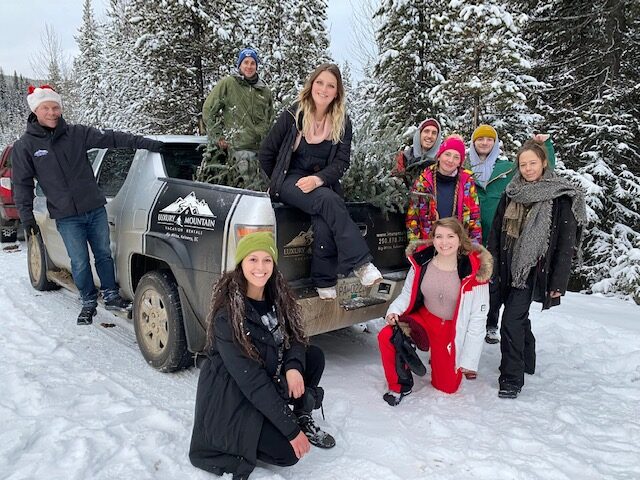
1,245,639,480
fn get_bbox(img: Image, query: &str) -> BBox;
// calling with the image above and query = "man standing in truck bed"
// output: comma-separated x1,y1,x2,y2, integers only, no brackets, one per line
11,85,164,325
201,47,274,182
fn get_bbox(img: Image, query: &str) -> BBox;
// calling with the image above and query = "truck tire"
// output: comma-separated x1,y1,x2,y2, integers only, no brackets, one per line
133,270,192,372
27,233,59,291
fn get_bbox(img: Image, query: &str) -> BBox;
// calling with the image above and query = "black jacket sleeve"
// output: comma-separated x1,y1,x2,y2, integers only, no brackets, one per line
10,140,37,225
283,339,306,374
547,196,578,294
214,312,300,440
81,125,164,152
259,109,294,179
316,116,352,186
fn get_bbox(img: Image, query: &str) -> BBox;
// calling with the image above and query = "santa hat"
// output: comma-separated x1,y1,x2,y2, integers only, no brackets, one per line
436,135,466,162
27,85,62,113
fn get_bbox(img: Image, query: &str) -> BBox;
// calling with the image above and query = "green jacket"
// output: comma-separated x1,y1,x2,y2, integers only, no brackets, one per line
202,75,274,152
468,139,556,246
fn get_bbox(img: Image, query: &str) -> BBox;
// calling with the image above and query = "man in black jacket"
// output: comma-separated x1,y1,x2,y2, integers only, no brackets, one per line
12,85,164,325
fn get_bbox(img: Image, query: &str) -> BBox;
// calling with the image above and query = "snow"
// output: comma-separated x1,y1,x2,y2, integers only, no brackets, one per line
1,247,639,479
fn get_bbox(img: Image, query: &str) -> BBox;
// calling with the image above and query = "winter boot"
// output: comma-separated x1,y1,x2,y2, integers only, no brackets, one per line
498,382,521,399
296,413,336,449
382,389,411,407
77,306,97,325
485,327,499,344
104,294,132,312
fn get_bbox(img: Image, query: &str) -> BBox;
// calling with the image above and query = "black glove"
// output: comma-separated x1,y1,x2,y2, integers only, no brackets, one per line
23,220,40,239
155,141,167,154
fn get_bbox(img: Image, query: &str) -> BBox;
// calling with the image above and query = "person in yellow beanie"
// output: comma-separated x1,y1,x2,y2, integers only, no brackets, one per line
190,231,335,479
467,125,557,344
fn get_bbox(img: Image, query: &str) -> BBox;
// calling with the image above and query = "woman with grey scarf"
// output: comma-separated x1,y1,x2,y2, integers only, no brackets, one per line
488,139,587,399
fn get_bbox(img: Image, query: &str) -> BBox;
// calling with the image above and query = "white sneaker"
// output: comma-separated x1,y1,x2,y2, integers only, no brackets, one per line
316,286,337,300
353,262,383,287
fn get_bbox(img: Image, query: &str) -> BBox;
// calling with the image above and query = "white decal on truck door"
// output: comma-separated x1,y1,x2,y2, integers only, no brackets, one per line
157,192,217,241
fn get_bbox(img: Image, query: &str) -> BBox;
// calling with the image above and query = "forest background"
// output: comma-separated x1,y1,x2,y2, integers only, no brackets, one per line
0,0,638,302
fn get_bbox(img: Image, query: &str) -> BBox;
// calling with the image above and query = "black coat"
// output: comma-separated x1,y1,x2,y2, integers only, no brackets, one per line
11,114,163,224
488,193,579,310
258,104,352,199
189,300,306,477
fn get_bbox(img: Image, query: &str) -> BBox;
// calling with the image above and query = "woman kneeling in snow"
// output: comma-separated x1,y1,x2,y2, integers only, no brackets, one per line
190,232,334,480
378,218,492,405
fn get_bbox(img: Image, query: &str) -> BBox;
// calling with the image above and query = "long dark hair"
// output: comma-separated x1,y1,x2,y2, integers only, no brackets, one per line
204,263,307,361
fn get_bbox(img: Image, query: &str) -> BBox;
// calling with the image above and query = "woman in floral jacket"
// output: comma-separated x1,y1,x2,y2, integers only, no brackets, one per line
406,135,482,244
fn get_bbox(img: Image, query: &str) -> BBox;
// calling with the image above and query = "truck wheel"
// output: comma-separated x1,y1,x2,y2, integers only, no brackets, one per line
133,270,192,372
27,233,59,291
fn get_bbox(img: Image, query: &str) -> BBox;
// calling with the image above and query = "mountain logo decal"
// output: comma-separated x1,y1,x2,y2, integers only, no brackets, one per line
158,192,217,230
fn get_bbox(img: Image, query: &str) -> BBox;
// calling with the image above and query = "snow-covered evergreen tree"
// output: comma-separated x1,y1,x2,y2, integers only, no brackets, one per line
0,70,30,148
372,0,447,135
343,62,408,214
101,0,150,131
73,0,104,127
522,0,640,301
430,0,544,157
123,0,240,134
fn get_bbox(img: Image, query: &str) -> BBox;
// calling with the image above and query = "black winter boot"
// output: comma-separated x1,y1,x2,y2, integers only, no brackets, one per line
383,389,411,407
77,306,97,325
296,413,336,449
498,382,521,399
104,295,132,312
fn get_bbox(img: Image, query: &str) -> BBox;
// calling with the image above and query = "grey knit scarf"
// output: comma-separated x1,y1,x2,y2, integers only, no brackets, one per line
504,168,587,288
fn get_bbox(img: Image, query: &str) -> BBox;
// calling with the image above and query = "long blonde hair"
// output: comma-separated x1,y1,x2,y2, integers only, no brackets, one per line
296,63,346,144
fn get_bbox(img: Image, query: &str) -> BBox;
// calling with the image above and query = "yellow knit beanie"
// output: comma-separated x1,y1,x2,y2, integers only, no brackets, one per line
472,124,497,142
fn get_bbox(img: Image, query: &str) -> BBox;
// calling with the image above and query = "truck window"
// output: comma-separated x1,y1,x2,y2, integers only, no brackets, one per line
87,149,101,169
97,148,135,197
162,145,205,181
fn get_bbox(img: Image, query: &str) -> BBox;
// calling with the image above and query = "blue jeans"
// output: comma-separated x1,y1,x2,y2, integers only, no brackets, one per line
56,206,118,308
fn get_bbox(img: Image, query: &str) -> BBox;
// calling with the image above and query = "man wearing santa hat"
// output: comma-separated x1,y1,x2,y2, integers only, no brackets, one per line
11,85,164,326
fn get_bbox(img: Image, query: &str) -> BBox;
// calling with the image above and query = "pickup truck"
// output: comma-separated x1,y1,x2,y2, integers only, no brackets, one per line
27,136,409,371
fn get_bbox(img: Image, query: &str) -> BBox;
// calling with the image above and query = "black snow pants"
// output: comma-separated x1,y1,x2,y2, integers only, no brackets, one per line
486,277,502,330
499,273,536,389
279,174,372,288
256,345,325,467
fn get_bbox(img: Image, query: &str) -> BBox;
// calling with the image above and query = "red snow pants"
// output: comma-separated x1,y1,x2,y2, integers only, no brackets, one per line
378,306,462,394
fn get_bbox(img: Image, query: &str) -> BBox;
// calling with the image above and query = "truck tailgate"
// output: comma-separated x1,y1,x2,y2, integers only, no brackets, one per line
274,201,408,283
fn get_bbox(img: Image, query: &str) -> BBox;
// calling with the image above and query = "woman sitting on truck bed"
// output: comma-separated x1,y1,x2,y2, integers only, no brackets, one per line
259,63,382,300
190,232,335,480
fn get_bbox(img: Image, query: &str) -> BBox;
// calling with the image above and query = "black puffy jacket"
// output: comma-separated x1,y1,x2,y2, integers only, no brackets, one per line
189,300,306,477
258,104,352,199
12,114,163,223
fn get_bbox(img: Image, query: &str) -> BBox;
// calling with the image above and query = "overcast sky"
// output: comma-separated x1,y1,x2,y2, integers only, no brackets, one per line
0,0,362,80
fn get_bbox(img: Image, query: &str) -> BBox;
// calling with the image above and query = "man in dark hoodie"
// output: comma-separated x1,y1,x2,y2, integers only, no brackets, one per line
11,85,164,326
202,47,274,177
